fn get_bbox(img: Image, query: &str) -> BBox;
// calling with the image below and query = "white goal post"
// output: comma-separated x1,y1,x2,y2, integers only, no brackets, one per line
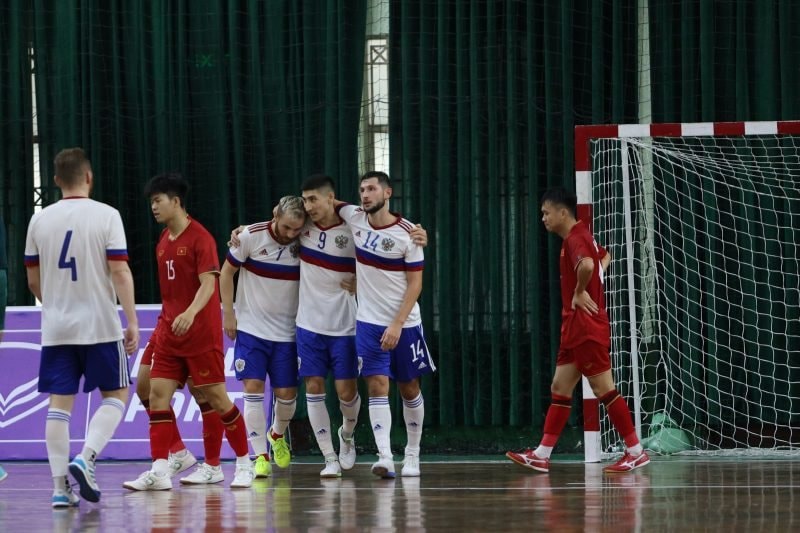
575,120,800,460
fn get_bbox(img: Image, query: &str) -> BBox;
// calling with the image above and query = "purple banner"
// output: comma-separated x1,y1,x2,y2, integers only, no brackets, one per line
0,305,270,460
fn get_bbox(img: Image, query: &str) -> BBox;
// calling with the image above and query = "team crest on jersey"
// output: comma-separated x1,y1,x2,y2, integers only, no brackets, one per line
381,237,395,252
177,247,188,256
335,235,349,249
290,242,300,258
158,249,164,257
235,358,246,372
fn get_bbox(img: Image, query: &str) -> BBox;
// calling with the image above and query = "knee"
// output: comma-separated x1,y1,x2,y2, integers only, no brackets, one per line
304,378,325,395
398,380,420,401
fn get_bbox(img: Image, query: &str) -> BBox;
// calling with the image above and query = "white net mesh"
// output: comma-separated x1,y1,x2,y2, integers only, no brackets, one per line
591,133,800,457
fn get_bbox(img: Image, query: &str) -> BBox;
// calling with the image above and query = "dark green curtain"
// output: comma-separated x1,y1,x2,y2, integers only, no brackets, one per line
650,0,800,122
389,0,639,427
647,0,800,443
0,0,34,307
30,0,367,304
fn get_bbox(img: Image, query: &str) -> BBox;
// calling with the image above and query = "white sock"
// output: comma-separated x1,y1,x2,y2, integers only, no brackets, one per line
236,455,251,465
152,458,169,476
534,445,553,459
627,443,643,456
83,397,125,462
402,393,424,456
368,396,392,458
53,474,70,494
339,393,361,439
243,394,267,456
46,408,71,479
307,393,335,458
271,396,297,436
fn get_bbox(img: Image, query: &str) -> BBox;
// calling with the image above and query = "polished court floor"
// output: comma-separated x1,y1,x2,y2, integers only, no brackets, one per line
0,457,797,531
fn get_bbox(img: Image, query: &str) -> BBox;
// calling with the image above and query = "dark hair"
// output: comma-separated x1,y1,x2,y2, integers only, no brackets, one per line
54,147,91,187
540,187,577,218
301,174,336,194
361,171,391,188
144,172,190,208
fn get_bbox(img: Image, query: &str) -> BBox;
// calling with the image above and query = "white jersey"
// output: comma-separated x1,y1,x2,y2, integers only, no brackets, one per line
227,221,300,342
336,204,423,327
296,219,357,336
24,197,128,346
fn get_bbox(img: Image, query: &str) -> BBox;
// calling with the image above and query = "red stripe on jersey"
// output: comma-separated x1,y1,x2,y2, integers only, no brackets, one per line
301,253,356,273
248,222,270,234
356,254,407,271
243,262,300,280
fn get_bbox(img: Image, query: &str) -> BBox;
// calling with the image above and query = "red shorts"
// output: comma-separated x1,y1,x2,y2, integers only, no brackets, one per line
556,340,611,377
141,341,155,366
150,349,226,387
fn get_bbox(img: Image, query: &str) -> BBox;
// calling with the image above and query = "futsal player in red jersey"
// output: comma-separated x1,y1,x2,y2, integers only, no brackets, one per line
123,172,254,490
506,187,649,474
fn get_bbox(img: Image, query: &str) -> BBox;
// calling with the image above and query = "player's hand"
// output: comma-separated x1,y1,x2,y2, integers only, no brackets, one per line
380,322,402,351
572,290,599,315
123,324,140,355
340,276,357,295
410,224,428,247
227,225,245,248
223,312,237,340
171,311,196,336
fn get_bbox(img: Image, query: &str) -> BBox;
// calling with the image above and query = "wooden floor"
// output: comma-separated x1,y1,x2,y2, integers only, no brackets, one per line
0,457,798,531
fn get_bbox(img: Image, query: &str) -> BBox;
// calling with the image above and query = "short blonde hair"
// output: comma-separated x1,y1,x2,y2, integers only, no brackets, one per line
276,195,307,221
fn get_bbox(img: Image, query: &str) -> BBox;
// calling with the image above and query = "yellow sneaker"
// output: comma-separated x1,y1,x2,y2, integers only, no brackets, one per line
254,455,272,478
267,432,291,468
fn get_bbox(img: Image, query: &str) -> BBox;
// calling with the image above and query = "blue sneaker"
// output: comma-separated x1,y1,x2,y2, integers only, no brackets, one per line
69,455,101,503
0,465,7,483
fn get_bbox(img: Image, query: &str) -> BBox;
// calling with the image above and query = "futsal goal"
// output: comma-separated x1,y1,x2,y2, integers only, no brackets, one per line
576,121,800,459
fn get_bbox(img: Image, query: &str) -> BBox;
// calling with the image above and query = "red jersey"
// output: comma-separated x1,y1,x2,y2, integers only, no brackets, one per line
559,221,610,349
156,218,223,357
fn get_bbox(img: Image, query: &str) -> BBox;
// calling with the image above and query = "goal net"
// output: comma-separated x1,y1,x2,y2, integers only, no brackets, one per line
581,122,800,457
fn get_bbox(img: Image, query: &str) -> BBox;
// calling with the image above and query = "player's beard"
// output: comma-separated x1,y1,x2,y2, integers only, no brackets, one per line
363,198,386,215
274,231,294,245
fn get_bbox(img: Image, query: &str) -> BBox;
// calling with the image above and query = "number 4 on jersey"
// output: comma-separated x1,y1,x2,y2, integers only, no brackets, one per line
59,230,77,281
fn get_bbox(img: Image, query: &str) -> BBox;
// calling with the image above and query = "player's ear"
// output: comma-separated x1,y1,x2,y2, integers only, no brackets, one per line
384,186,393,199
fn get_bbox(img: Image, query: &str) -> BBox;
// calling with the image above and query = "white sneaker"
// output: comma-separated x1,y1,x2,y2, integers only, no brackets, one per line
401,454,420,477
180,463,224,485
168,450,198,478
122,470,172,491
371,454,396,479
230,461,255,488
338,427,356,470
52,477,80,508
320,458,342,478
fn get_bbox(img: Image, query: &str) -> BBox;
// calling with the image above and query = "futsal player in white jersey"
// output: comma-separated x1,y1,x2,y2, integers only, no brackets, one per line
295,174,362,478
335,171,435,478
24,148,139,507
220,196,307,476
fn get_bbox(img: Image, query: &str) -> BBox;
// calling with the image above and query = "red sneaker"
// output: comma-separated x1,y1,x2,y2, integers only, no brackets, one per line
603,451,650,473
506,449,550,473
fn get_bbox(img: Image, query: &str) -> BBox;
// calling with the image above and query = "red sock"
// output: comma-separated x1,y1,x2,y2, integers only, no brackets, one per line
540,394,572,447
199,402,224,467
270,429,282,441
600,390,639,447
221,405,250,457
149,410,173,460
169,408,187,454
